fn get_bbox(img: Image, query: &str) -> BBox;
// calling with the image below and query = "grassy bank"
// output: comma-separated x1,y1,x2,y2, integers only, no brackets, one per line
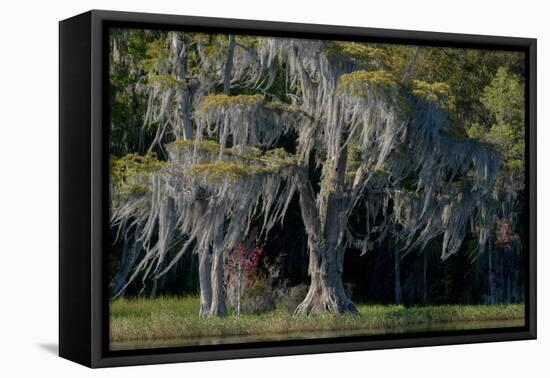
110,296,524,347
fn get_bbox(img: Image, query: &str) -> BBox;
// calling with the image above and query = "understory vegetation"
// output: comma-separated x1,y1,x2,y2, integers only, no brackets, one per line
110,296,524,345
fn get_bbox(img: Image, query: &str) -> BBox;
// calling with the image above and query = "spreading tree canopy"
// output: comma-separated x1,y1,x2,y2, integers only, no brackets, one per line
109,31,523,316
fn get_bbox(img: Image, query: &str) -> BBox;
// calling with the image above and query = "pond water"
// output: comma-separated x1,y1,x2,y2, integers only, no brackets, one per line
110,318,524,351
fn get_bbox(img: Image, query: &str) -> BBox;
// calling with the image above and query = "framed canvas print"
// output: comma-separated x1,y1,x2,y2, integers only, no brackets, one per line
59,10,536,368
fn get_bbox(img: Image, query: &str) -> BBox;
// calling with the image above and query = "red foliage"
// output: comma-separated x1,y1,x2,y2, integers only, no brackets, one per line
495,218,518,247
225,229,264,289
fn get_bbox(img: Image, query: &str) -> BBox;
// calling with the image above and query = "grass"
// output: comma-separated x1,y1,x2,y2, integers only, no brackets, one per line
110,296,524,347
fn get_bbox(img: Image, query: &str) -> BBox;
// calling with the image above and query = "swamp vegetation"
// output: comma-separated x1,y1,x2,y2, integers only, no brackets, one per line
108,28,526,348
110,296,523,349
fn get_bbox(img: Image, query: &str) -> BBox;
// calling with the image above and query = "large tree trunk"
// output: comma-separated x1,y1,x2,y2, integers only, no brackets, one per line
197,232,227,317
198,249,212,317
194,197,214,317
209,250,226,316
294,168,357,316
194,197,227,317
209,223,227,316
294,243,357,315
111,230,142,297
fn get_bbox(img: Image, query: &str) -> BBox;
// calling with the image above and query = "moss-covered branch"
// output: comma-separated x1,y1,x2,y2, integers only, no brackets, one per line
110,153,165,198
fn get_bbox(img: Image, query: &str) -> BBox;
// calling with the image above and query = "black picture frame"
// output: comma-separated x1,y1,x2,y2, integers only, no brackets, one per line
59,9,537,368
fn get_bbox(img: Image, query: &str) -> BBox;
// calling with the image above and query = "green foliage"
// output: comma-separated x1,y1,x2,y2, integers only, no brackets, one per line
147,74,186,89
108,30,527,311
411,47,524,130
109,29,166,155
184,146,298,182
467,67,524,176
410,79,455,110
169,138,295,161
229,146,263,160
323,42,417,80
197,94,265,114
110,296,524,347
186,160,277,181
142,38,170,73
338,70,398,95
110,153,165,197
168,139,224,155
261,147,299,165
337,70,409,111
480,67,524,125
323,42,388,71
168,139,298,173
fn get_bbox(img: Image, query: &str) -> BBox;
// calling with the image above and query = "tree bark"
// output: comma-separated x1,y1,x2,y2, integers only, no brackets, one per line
294,169,357,316
209,223,227,316
198,249,212,317
171,32,194,140
294,243,357,315
179,90,194,140
111,230,143,297
193,197,214,317
194,193,226,317
223,35,236,96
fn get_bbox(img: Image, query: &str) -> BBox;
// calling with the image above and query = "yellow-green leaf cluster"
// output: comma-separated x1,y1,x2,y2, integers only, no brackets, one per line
110,153,165,197
338,70,397,95
197,94,265,115
186,161,277,182
147,74,186,89
410,79,455,110
168,139,223,156
184,147,298,183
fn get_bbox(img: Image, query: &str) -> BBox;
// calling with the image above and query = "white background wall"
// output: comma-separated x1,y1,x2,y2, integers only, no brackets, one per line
0,0,547,376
